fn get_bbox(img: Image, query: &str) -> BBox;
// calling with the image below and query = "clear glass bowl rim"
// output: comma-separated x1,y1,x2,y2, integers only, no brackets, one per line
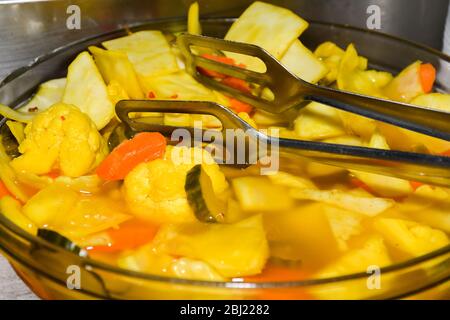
0,17,449,290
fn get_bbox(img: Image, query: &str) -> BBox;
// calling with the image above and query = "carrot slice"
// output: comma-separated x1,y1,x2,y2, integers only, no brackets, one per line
221,76,252,94
89,220,159,253
197,54,235,79
0,180,12,199
419,63,436,93
198,54,248,80
96,132,166,181
198,54,252,94
201,53,237,65
197,67,226,79
228,97,253,113
441,149,450,157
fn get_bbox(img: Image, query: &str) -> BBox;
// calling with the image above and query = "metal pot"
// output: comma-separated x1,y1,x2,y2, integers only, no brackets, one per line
0,0,448,80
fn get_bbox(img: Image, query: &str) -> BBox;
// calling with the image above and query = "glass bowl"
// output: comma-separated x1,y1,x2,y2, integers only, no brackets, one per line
0,18,449,300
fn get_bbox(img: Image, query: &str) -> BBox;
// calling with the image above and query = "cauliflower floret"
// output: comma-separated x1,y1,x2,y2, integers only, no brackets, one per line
124,146,228,224
11,103,108,177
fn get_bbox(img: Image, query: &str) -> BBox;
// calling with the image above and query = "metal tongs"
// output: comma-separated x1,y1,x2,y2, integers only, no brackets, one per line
177,33,450,141
115,100,450,187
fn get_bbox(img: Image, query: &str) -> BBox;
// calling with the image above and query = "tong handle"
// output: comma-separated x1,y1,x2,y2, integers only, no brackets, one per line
271,136,450,186
178,33,450,141
115,100,450,186
301,83,450,141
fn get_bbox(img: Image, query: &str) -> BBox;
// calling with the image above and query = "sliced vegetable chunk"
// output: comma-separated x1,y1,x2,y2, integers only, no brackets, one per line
185,164,227,223
411,93,450,112
153,214,269,277
118,244,224,281
0,196,37,234
290,188,394,216
188,2,202,35
374,218,449,258
22,183,130,239
102,31,179,79
316,236,391,278
62,52,115,129
383,61,429,102
232,176,294,212
225,1,309,71
294,102,345,140
350,130,413,198
264,203,341,267
89,46,144,99
337,44,384,97
19,78,67,114
281,40,328,84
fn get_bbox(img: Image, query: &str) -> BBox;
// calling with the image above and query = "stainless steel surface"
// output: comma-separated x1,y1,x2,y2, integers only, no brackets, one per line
0,258,37,300
0,0,448,81
445,1,450,54
179,33,450,141
116,99,450,186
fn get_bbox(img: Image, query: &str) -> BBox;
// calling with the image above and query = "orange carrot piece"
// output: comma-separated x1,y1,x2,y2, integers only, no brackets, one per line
46,170,60,179
96,132,166,181
228,98,254,113
441,149,450,157
221,76,252,94
89,220,159,253
0,180,12,199
201,53,236,65
197,67,226,79
197,54,237,79
419,63,436,93
410,181,424,191
147,91,156,99
198,54,247,79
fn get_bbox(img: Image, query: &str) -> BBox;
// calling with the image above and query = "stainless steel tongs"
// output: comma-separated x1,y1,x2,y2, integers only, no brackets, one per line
177,33,450,141
115,100,450,187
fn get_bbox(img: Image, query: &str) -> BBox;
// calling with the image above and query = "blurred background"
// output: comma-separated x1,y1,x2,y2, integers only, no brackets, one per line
0,0,449,81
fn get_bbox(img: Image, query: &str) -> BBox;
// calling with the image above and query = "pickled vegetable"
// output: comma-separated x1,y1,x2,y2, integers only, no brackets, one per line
152,214,269,277
11,103,108,177
185,164,227,223
225,1,308,72
62,52,115,129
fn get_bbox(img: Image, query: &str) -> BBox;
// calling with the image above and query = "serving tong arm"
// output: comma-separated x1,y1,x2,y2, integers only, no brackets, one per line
116,100,450,187
177,33,450,142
